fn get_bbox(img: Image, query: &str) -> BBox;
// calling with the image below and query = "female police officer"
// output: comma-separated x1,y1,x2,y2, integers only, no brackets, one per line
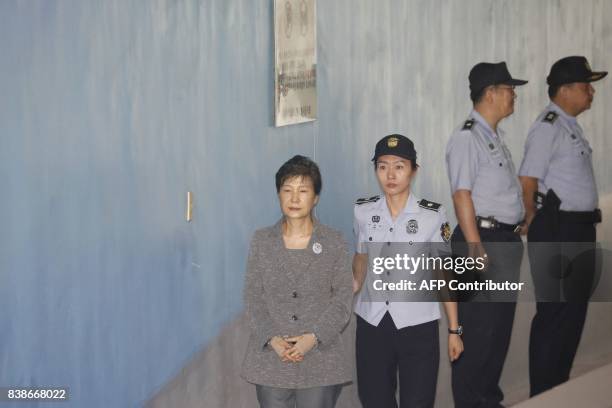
353,134,463,408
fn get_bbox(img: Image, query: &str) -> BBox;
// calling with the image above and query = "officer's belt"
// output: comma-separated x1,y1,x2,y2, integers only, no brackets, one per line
558,209,602,224
475,216,521,233
534,192,602,224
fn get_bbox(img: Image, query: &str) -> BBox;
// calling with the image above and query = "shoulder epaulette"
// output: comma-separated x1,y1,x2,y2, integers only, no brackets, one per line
462,119,475,131
418,199,441,212
355,195,380,205
542,111,558,124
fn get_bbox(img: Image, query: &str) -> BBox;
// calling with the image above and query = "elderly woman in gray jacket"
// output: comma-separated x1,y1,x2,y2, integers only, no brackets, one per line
241,155,353,408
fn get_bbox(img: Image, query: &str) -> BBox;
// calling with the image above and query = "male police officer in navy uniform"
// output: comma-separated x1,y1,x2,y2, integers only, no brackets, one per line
446,62,527,407
518,56,607,396
353,134,463,408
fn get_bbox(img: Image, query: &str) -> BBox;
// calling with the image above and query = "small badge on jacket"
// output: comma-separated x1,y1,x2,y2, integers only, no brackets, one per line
406,219,418,234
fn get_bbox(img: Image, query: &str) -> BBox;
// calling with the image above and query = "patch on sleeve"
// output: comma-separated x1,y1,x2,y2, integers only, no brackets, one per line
440,222,451,242
462,119,475,131
542,111,558,124
418,199,441,212
356,195,380,205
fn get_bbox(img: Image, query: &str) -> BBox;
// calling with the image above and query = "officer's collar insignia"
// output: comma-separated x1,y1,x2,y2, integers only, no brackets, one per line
543,111,558,124
418,199,441,212
372,215,380,223
462,119,475,131
387,137,399,148
406,219,418,234
441,222,451,242
312,242,322,254
356,195,380,205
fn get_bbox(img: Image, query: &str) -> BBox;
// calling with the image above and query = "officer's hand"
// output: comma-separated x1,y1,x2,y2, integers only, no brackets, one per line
284,333,317,362
269,336,299,362
448,334,464,362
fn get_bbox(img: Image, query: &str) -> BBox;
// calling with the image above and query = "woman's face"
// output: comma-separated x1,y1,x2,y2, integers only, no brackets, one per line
375,155,415,197
278,176,319,220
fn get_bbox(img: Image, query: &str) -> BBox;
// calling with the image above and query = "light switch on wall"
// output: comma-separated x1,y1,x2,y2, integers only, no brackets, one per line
186,191,193,222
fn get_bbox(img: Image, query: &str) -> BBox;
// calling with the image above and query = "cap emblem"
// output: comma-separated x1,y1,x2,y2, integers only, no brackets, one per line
387,137,399,148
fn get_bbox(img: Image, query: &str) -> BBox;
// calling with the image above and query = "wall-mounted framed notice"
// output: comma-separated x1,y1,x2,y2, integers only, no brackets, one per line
274,0,317,127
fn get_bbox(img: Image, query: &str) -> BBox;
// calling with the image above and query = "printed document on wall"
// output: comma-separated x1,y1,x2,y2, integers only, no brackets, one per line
274,0,317,127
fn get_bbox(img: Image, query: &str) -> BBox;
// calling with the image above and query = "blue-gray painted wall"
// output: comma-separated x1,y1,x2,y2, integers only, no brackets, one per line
1,1,610,407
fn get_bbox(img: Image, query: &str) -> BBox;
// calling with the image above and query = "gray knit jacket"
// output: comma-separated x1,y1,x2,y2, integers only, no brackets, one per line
241,219,353,388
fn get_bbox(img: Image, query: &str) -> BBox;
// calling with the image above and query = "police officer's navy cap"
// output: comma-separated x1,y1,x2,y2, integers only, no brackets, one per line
547,56,608,86
372,134,417,162
469,61,528,96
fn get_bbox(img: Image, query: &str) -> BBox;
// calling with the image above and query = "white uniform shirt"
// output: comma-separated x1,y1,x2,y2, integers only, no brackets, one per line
446,110,525,224
519,102,598,211
353,193,450,329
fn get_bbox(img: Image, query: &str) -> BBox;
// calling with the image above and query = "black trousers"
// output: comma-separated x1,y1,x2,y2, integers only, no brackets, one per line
527,210,596,396
356,313,439,408
451,226,523,408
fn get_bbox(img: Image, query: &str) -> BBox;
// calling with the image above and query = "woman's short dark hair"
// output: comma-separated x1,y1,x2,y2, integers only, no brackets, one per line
275,155,322,195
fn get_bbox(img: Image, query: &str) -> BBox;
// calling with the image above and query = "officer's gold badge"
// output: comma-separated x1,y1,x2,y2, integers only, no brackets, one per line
440,222,451,242
387,137,399,148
